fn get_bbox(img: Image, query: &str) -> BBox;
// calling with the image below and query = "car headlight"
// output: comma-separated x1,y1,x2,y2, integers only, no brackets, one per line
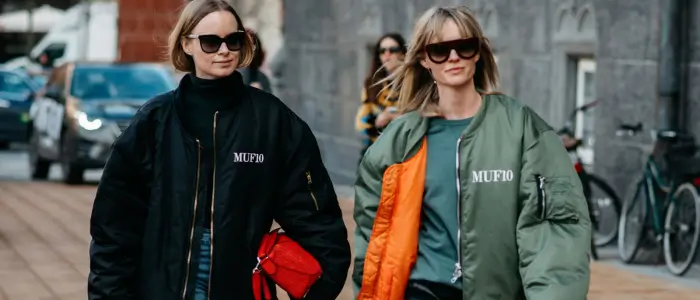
76,111,103,130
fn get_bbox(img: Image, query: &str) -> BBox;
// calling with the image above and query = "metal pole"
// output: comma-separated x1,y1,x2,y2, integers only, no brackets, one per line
677,0,690,131
24,0,35,54
82,1,91,60
657,0,683,131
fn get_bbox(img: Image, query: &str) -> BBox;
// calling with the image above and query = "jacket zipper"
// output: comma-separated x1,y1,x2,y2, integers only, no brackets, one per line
535,175,547,220
306,170,319,210
181,139,202,299
207,111,219,299
451,137,463,283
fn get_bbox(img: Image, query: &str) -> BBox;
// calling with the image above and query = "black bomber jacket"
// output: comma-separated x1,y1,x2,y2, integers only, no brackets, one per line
87,73,351,300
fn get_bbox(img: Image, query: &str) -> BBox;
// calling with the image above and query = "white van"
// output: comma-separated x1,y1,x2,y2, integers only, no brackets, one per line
29,1,118,66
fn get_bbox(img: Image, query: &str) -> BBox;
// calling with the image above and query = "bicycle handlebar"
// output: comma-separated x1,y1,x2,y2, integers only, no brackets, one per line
565,100,600,122
560,100,601,135
578,100,600,113
616,122,648,138
619,122,643,132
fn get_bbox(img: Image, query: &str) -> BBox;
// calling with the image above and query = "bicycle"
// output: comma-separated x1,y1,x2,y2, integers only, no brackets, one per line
558,101,621,258
617,123,700,276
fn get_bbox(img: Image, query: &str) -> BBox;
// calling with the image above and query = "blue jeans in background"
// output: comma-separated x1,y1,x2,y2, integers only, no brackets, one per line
194,229,211,300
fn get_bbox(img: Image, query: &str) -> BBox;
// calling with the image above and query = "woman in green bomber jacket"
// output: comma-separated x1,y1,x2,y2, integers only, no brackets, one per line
353,5,592,300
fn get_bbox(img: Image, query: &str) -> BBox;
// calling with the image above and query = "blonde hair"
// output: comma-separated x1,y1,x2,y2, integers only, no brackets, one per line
385,6,499,115
167,0,255,73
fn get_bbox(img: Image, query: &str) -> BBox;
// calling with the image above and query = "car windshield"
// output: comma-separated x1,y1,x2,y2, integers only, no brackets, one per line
30,74,47,88
70,65,174,100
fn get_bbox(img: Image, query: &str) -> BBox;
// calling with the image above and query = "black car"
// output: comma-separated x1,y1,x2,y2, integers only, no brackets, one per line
28,62,176,184
0,69,44,148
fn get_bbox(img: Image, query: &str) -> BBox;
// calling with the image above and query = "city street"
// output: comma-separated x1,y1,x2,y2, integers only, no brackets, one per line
0,149,699,299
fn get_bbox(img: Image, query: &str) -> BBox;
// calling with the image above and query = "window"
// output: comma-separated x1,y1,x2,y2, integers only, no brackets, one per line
0,72,32,96
575,59,596,166
70,65,174,100
41,43,67,64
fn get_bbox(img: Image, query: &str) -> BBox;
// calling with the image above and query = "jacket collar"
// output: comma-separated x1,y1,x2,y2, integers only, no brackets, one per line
172,71,248,109
400,94,493,161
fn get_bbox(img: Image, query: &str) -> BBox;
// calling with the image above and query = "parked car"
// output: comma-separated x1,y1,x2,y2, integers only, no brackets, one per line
29,72,49,87
28,62,176,184
0,69,44,148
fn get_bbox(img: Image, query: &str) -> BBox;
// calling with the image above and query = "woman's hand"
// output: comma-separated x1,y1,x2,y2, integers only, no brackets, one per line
275,122,351,299
375,110,399,128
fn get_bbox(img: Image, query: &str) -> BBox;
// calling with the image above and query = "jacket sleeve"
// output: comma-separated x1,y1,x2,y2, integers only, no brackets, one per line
351,146,382,294
274,117,351,300
517,122,591,299
88,112,152,299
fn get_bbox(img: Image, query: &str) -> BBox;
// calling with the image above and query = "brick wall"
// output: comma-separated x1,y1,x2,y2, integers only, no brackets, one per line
117,0,185,62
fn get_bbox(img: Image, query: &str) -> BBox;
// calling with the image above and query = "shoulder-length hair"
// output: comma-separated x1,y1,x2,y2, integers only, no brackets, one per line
167,0,256,73
387,6,499,115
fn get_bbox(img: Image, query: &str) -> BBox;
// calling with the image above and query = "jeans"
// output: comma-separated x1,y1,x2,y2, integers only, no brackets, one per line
194,229,211,300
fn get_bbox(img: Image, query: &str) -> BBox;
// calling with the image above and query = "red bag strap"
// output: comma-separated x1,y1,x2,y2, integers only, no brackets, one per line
252,228,282,300
259,228,282,257
252,270,271,300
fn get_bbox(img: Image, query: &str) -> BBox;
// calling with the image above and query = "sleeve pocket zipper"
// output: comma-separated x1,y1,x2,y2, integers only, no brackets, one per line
535,174,547,220
534,174,580,222
306,171,320,210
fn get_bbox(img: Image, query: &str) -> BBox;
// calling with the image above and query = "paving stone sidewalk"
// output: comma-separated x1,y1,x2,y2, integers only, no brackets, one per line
0,182,698,300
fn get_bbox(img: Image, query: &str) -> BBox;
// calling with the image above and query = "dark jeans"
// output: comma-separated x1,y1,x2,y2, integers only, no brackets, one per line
405,280,462,300
194,229,211,300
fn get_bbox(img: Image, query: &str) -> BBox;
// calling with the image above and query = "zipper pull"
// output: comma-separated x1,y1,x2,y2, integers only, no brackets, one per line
306,171,313,186
306,171,320,210
450,262,462,283
538,175,546,190
536,175,547,220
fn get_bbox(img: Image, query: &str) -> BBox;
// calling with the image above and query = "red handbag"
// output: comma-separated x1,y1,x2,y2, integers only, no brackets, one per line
252,228,323,300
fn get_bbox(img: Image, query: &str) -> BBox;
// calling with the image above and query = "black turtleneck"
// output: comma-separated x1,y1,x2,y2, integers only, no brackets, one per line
180,73,238,149
179,73,241,228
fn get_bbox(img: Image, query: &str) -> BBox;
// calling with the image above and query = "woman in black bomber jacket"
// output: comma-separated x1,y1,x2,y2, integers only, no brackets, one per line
87,1,350,299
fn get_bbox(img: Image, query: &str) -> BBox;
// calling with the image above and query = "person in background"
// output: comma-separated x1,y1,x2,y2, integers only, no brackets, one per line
355,33,407,157
38,53,52,70
87,1,350,299
353,5,591,300
238,29,272,93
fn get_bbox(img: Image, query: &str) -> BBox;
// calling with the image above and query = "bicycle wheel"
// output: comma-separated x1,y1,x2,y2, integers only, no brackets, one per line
618,177,648,263
663,182,700,276
589,174,622,247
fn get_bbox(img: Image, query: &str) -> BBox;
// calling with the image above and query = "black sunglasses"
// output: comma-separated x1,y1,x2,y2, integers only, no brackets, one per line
379,46,403,54
424,37,480,64
186,31,246,54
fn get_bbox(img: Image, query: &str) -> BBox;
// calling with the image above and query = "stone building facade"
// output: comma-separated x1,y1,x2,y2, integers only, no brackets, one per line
278,0,700,197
